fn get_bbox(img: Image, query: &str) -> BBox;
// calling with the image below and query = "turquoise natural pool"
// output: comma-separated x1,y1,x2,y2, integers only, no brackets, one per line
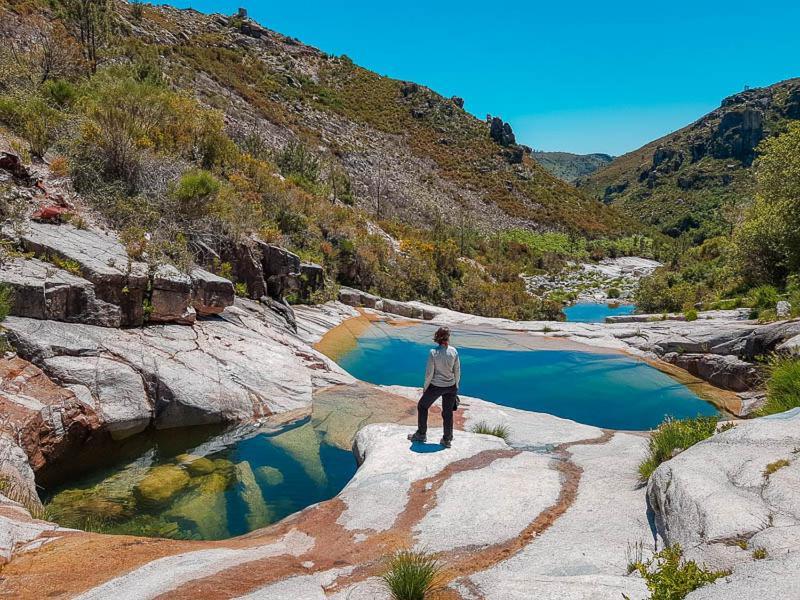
42,418,356,540
564,302,636,322
334,322,717,430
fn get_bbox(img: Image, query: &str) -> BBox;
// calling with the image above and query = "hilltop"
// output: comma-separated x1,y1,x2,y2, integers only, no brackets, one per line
581,79,800,240
532,151,613,183
114,2,631,235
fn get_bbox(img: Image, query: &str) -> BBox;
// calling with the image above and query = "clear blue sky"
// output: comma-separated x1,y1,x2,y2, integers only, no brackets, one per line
165,1,800,156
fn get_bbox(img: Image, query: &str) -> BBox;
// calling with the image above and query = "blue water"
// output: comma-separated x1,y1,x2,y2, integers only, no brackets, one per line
336,325,717,430
564,302,637,323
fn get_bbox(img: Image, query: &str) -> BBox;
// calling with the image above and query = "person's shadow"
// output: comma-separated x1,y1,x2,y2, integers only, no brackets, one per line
409,441,445,453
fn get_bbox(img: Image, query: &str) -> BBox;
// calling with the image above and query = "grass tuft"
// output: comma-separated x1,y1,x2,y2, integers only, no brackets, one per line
470,421,510,441
752,547,768,560
638,416,719,482
763,459,790,478
381,549,443,600
758,357,800,416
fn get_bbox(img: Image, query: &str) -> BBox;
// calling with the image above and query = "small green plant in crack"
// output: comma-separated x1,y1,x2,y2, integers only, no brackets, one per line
234,282,248,297
752,547,768,560
470,421,510,441
627,544,729,600
626,539,646,574
48,254,83,277
381,549,444,600
733,538,748,550
763,459,790,479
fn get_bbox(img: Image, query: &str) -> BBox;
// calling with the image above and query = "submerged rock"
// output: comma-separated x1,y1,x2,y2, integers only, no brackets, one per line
165,471,230,539
235,461,272,531
177,455,216,477
255,466,284,486
269,423,327,487
134,465,190,508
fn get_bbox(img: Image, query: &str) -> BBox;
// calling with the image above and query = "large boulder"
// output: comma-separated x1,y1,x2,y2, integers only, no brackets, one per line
150,265,195,324
647,409,800,569
737,320,800,358
381,299,422,319
0,258,121,327
489,117,516,146
190,268,234,316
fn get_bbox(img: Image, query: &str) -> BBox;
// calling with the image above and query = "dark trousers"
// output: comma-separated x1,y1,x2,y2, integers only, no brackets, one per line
417,384,457,441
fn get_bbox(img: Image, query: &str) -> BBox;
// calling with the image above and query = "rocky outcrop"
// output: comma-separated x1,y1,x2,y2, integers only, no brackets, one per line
2,222,240,326
2,299,351,433
0,357,105,490
15,222,149,326
662,352,762,392
196,236,324,304
489,116,516,146
709,108,764,165
648,409,800,572
337,287,437,320
0,258,122,327
525,256,661,302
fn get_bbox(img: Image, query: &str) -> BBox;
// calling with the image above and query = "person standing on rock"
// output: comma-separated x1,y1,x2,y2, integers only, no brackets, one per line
407,327,461,448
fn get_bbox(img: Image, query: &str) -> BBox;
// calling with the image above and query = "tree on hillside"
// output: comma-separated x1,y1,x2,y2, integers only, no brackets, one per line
60,0,113,73
733,122,800,286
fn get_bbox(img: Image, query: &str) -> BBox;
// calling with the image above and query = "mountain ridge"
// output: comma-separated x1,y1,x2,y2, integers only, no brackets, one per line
532,150,614,183
580,78,800,240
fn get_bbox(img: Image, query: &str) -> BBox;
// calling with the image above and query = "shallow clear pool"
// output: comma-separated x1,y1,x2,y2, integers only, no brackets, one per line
563,302,636,322
42,418,356,540
333,322,717,430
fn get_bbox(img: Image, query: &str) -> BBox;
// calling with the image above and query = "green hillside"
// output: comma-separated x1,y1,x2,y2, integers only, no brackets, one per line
581,79,800,242
0,0,649,320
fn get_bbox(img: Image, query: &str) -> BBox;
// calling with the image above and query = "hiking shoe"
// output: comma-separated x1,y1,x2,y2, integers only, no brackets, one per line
440,438,452,449
407,432,426,443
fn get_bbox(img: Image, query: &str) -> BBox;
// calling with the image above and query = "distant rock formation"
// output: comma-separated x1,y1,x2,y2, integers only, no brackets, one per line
489,116,516,146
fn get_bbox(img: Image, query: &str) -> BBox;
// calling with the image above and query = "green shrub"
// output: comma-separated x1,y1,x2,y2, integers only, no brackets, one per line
470,421,510,441
752,547,768,560
638,416,719,481
607,287,621,299
234,282,248,297
628,545,728,600
683,308,698,322
758,357,800,416
274,140,320,186
381,550,443,600
43,79,78,108
173,169,220,217
0,94,64,157
749,285,780,310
